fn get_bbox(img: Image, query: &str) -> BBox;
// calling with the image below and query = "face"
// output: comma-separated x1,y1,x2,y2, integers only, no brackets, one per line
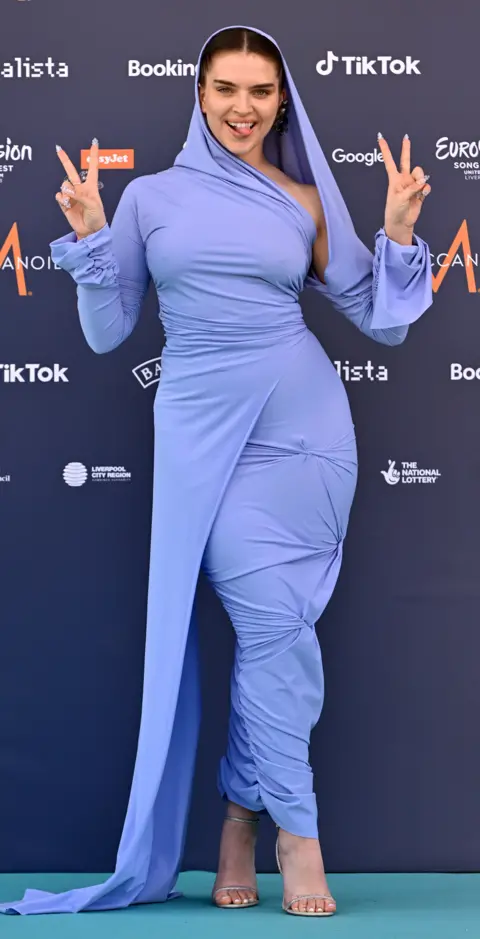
198,50,285,159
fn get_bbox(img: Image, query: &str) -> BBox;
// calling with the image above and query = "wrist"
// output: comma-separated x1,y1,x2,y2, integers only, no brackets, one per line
384,223,414,246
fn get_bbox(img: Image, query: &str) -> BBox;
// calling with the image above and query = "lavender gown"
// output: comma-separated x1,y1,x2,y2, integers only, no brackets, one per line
0,25,432,915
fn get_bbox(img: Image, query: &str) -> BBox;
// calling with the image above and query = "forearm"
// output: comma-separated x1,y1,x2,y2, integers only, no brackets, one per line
50,182,150,354
305,227,432,345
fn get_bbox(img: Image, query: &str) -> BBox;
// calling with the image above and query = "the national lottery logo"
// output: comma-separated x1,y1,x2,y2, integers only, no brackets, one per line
316,52,421,77
334,360,388,381
0,139,33,185
435,137,480,182
132,356,162,389
63,463,132,487
0,57,69,79
381,460,441,486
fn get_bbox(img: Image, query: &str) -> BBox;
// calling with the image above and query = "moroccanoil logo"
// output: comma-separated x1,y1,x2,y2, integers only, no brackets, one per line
0,224,59,296
80,149,134,170
431,220,479,293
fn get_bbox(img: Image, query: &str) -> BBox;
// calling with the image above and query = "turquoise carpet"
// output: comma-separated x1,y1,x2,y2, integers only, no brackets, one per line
1,872,479,937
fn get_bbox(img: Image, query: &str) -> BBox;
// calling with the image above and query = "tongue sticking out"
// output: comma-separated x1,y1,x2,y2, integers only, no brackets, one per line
228,123,254,137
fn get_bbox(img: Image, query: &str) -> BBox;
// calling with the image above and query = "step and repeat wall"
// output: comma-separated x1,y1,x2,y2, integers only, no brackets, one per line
1,0,479,875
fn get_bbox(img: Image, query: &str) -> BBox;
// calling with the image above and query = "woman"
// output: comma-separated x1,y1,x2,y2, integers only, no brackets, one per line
0,25,432,918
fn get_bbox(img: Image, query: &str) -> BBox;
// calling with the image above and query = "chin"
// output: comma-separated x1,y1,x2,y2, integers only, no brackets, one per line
223,138,254,154
221,129,262,157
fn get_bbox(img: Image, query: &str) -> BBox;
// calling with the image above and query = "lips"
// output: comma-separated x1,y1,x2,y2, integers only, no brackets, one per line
225,121,256,138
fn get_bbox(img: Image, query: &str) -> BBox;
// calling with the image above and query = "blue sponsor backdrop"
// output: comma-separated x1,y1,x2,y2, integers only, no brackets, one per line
1,0,479,875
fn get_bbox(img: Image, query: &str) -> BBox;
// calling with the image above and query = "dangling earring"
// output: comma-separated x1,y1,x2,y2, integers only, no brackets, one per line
273,98,289,135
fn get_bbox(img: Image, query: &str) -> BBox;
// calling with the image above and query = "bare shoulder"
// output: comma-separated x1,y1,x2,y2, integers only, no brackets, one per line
264,165,325,231
295,183,325,230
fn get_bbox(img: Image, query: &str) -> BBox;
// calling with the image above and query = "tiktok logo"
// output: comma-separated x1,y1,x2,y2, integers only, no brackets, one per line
316,52,340,75
316,52,421,76
381,460,401,485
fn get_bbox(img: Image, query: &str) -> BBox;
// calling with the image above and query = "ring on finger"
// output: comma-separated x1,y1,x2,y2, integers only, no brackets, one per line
79,170,104,190
63,171,104,191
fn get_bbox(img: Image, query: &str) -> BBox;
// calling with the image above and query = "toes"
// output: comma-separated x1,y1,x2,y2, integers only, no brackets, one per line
216,889,241,906
239,890,253,903
322,896,336,914
214,884,257,907
216,891,233,906
286,895,337,914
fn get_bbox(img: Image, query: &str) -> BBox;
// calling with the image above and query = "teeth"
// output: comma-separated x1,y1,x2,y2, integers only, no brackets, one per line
227,122,254,128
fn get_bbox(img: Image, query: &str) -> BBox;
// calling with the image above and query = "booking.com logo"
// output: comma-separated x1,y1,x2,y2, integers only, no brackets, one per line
316,52,421,76
128,59,195,77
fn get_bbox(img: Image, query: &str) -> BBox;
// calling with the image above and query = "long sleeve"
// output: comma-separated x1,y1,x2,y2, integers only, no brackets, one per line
304,228,433,347
49,179,150,354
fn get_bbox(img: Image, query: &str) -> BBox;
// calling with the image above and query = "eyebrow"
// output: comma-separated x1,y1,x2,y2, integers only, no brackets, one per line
212,79,276,90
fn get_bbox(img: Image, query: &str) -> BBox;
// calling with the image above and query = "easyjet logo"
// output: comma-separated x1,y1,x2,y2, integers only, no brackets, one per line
0,224,59,296
80,149,134,170
431,220,479,293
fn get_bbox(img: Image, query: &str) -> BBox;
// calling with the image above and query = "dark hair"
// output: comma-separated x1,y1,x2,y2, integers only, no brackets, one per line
198,27,285,89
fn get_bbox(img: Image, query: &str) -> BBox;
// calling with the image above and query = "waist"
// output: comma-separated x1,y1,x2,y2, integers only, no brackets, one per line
160,302,307,353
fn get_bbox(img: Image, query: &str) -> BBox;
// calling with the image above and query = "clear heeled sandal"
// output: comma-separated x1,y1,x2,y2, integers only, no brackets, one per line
212,815,260,909
275,826,336,917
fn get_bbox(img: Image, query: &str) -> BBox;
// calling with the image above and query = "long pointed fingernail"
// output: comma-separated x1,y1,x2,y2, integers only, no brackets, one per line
55,144,62,152
404,134,410,140
92,137,98,146
377,132,383,140
422,174,430,183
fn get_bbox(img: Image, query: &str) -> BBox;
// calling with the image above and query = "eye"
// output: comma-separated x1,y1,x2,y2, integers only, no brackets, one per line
217,87,232,94
253,89,270,97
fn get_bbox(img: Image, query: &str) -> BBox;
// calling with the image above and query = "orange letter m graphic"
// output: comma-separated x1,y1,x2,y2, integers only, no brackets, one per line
0,224,28,296
432,220,478,293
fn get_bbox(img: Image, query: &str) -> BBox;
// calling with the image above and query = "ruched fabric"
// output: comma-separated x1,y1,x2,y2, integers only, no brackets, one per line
0,24,432,916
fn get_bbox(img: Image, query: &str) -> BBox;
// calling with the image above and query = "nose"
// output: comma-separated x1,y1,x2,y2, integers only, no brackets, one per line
232,91,255,116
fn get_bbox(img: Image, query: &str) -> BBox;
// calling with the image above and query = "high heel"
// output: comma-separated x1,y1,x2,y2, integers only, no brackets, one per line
212,815,260,909
275,825,336,917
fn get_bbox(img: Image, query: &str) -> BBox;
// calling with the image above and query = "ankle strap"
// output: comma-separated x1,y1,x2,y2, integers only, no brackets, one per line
225,814,259,825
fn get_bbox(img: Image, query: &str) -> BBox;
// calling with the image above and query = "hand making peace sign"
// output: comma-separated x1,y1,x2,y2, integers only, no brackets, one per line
377,134,431,243
55,139,107,240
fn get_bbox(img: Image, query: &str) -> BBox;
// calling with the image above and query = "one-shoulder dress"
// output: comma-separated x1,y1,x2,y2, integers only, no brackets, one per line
0,24,432,916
